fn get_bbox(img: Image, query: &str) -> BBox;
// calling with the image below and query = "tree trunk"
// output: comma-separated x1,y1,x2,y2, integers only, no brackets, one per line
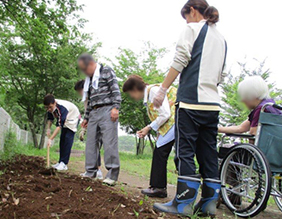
136,138,145,155
27,110,39,148
39,114,47,149
147,134,155,152
29,122,39,148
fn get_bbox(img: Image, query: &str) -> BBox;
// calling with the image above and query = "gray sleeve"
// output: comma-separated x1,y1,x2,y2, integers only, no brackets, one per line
108,68,122,109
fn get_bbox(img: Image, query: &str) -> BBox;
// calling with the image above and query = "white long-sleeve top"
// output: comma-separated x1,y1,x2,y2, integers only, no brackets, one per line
172,20,227,110
144,86,175,148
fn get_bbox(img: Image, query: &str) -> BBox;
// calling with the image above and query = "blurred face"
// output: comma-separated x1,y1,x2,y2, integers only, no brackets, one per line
78,60,96,77
127,88,144,101
241,99,260,110
76,89,84,97
184,7,204,23
45,103,56,113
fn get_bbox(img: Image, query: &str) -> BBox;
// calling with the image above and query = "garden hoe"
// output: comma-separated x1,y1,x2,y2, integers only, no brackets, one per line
39,142,55,176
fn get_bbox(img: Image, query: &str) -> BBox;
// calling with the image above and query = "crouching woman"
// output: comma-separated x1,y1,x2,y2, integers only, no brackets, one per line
123,75,176,198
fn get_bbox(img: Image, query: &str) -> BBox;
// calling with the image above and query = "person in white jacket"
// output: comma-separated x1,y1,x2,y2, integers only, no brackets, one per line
153,0,227,217
44,94,80,171
122,75,175,198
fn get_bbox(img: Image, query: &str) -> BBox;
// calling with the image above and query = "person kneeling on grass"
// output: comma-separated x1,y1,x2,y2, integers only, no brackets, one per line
123,75,176,198
44,94,80,171
218,76,281,136
74,80,103,180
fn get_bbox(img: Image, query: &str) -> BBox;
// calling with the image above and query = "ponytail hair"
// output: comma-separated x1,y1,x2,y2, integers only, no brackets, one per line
181,0,219,25
204,6,219,24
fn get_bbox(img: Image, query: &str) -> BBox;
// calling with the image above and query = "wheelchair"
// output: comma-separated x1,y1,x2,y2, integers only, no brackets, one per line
218,103,282,218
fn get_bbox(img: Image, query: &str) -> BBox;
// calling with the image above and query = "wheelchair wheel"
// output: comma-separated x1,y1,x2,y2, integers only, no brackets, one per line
220,144,272,218
273,174,282,212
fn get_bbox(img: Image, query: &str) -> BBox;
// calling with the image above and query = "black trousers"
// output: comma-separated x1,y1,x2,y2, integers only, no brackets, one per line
150,140,175,189
175,106,219,179
59,128,75,165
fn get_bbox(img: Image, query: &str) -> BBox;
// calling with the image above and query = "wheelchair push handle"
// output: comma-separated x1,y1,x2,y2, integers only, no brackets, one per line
261,103,282,112
273,104,282,110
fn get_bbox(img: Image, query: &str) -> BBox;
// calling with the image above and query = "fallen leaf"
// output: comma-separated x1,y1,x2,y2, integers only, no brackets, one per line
151,209,157,215
4,193,10,198
13,198,19,205
7,185,11,191
62,209,70,214
2,198,7,203
68,189,73,197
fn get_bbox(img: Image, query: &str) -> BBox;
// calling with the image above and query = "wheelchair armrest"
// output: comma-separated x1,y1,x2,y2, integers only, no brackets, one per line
225,133,255,140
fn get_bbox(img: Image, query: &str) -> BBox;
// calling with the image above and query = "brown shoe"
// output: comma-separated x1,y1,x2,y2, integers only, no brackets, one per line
141,187,167,198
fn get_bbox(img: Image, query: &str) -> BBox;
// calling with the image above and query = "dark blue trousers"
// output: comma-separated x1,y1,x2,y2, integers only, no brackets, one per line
175,106,219,179
59,128,75,165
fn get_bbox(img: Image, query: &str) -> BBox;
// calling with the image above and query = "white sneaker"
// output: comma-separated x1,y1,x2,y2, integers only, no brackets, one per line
52,163,60,168
97,169,103,180
80,172,94,178
103,178,116,186
55,162,68,171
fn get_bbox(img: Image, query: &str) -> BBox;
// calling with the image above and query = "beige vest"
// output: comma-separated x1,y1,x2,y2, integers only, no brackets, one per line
147,84,176,136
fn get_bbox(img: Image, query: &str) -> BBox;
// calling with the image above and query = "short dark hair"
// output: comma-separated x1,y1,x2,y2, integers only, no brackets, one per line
77,53,95,66
74,80,85,91
122,75,147,93
43,94,55,106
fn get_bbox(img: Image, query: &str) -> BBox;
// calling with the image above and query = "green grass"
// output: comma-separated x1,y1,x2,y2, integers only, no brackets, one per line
119,152,178,185
0,131,78,164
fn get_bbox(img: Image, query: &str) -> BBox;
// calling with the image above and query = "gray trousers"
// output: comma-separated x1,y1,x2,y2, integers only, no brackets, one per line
85,106,120,180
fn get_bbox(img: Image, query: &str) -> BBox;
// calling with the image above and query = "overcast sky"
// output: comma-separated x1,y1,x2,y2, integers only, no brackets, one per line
76,0,282,135
78,0,282,87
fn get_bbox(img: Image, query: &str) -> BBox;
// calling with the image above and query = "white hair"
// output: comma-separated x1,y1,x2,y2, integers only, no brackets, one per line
238,76,269,101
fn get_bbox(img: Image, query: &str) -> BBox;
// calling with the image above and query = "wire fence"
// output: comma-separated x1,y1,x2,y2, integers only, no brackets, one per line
0,107,47,151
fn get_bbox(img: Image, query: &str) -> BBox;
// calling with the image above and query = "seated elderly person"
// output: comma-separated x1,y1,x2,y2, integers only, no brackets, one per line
219,76,280,136
218,75,281,206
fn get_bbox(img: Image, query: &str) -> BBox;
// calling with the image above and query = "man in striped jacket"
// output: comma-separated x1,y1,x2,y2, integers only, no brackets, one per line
78,53,121,186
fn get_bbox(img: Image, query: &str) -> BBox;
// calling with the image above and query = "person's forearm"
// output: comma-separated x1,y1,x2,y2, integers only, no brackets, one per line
218,126,244,134
162,67,180,89
84,101,91,121
50,127,61,140
47,120,52,129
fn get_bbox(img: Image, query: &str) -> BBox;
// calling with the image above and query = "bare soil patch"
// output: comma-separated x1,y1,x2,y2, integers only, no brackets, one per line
0,156,178,219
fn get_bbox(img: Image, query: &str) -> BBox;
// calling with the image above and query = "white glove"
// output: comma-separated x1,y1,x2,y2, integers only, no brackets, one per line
47,139,54,147
153,85,167,108
79,128,86,141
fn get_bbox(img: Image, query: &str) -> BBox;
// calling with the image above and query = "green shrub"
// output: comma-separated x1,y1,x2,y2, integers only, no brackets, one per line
0,131,20,161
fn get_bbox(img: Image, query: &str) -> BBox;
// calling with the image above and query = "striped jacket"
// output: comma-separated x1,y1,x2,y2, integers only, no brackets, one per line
84,65,121,120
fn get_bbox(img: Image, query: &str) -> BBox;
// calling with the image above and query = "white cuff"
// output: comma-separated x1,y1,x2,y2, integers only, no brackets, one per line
171,62,184,73
150,121,160,132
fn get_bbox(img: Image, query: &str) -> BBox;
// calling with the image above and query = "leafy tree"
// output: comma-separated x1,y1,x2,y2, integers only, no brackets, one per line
112,43,167,155
220,59,282,126
0,0,100,148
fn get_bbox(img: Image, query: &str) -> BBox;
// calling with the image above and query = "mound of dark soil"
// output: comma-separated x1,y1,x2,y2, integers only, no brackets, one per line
0,156,177,219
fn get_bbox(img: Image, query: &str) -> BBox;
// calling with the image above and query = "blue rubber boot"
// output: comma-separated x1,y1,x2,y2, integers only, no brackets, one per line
194,178,221,217
153,176,201,217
